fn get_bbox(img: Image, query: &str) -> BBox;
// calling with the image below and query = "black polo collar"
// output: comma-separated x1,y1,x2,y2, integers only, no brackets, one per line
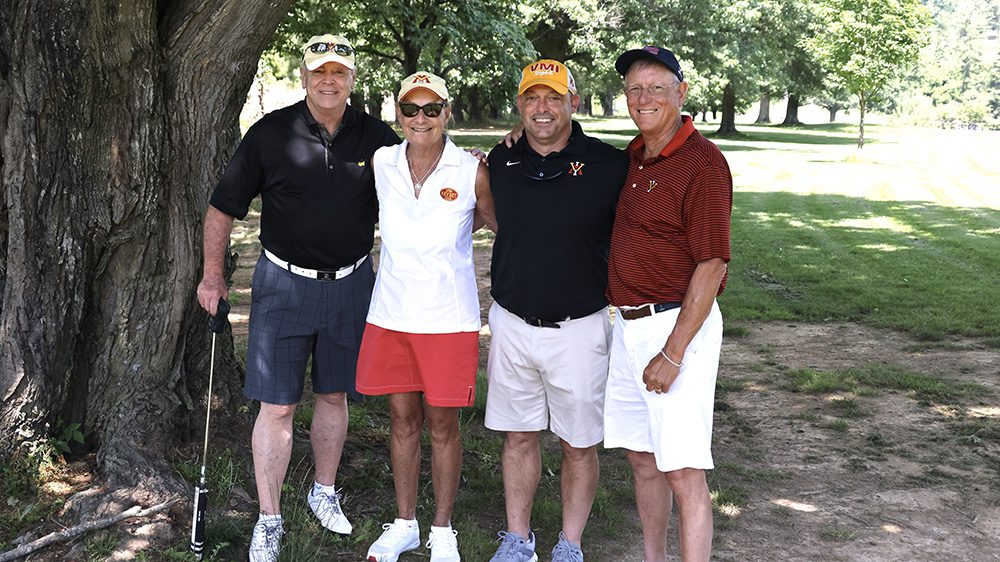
299,100,355,142
513,120,588,181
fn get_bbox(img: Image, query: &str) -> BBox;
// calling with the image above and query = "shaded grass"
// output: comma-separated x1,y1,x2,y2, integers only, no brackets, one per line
156,367,637,560
783,362,988,403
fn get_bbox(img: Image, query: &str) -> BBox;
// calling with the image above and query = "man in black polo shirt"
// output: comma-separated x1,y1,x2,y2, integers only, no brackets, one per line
196,34,399,562
485,59,627,562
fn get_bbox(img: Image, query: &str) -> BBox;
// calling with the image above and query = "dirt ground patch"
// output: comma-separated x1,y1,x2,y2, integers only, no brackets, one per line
695,322,1000,562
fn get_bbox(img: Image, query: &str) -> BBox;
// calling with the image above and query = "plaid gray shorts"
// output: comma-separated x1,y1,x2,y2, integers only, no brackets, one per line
243,252,374,404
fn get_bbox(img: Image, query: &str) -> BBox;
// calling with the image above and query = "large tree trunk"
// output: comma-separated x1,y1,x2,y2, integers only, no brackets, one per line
0,0,292,497
827,106,839,122
781,93,802,126
755,92,771,123
580,94,593,116
716,83,738,135
467,88,484,123
858,92,867,149
600,91,615,116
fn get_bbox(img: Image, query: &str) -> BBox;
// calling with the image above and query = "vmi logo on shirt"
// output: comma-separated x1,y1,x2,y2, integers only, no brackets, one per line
530,62,559,76
568,162,585,176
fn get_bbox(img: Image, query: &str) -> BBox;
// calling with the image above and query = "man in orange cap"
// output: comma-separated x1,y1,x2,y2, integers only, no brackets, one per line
484,59,627,562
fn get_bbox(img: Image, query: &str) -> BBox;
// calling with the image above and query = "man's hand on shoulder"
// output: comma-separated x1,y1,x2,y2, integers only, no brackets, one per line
500,123,524,148
465,147,488,163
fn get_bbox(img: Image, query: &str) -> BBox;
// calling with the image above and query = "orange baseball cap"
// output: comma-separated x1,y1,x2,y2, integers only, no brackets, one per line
518,59,577,96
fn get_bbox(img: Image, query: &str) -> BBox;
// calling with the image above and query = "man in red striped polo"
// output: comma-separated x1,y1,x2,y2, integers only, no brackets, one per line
603,46,733,562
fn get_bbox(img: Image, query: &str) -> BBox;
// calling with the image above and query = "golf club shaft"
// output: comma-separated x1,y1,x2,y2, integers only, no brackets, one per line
190,298,227,560
201,332,216,470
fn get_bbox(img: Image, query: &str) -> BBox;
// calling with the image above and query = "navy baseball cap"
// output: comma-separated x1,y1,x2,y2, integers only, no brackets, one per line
615,46,684,82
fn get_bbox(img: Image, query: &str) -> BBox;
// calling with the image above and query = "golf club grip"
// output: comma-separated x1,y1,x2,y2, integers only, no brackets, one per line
208,298,230,334
190,484,207,559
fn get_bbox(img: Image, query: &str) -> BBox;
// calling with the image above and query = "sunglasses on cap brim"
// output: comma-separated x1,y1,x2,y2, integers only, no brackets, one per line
398,102,447,118
307,42,354,56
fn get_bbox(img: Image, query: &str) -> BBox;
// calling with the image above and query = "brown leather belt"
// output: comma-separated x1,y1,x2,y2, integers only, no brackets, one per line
619,302,682,320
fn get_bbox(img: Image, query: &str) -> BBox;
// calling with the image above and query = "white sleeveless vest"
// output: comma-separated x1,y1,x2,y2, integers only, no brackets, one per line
367,137,481,333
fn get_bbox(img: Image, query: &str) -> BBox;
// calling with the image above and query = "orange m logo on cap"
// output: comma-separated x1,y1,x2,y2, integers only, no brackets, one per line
412,74,431,83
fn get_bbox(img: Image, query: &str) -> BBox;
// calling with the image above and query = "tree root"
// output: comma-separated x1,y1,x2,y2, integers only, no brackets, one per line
0,497,180,562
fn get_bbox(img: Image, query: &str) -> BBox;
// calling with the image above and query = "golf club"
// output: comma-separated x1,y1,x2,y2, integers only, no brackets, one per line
190,297,230,560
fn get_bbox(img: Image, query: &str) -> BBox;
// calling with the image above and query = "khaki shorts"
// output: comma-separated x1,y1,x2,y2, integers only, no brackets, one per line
485,302,612,448
604,301,722,472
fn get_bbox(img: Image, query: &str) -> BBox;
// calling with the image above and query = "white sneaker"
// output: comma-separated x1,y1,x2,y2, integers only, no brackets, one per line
427,525,461,562
307,486,353,534
248,519,283,562
367,518,420,562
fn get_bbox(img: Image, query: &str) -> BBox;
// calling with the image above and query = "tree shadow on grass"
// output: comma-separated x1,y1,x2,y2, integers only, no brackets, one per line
726,191,1000,342
706,128,863,146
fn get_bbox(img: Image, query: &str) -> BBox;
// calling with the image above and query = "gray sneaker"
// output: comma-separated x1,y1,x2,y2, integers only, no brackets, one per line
551,532,583,562
248,519,283,562
488,530,538,562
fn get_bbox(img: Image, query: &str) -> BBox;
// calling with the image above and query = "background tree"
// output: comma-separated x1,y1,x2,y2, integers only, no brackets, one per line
813,76,854,122
648,0,785,135
915,0,1000,128
0,0,293,515
807,0,932,147
774,0,826,126
272,0,534,122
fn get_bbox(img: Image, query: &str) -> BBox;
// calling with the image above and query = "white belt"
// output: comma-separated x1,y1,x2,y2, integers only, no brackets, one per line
264,249,367,281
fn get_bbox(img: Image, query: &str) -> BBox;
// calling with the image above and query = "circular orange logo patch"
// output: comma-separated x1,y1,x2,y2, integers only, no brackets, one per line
440,188,458,201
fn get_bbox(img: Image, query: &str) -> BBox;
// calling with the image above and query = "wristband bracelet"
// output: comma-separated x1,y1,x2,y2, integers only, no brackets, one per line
660,350,682,368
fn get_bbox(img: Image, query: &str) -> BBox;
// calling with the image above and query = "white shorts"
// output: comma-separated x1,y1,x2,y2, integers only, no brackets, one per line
485,302,612,448
604,301,722,472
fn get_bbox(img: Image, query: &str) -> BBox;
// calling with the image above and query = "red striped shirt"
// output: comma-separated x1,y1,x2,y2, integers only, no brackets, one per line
607,116,732,306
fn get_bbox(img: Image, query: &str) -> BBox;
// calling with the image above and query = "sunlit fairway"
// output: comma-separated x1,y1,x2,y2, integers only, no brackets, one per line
455,118,1000,343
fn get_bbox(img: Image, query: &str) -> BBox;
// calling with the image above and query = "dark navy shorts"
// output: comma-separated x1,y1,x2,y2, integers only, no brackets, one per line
243,252,374,405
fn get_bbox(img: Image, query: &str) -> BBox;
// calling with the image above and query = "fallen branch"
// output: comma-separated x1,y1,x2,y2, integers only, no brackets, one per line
0,497,181,562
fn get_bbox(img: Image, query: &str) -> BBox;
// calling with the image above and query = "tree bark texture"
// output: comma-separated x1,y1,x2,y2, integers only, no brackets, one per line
755,92,771,123
717,83,738,135
0,0,292,493
600,91,615,117
781,93,801,126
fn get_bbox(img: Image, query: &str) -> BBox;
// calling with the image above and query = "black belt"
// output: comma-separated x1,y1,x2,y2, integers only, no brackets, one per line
516,313,572,329
618,302,682,320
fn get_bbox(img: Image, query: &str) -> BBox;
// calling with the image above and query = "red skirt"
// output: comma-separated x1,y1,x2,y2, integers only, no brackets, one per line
355,324,478,407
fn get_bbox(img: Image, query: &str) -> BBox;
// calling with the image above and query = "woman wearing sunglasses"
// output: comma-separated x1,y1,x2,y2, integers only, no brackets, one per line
356,71,496,562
